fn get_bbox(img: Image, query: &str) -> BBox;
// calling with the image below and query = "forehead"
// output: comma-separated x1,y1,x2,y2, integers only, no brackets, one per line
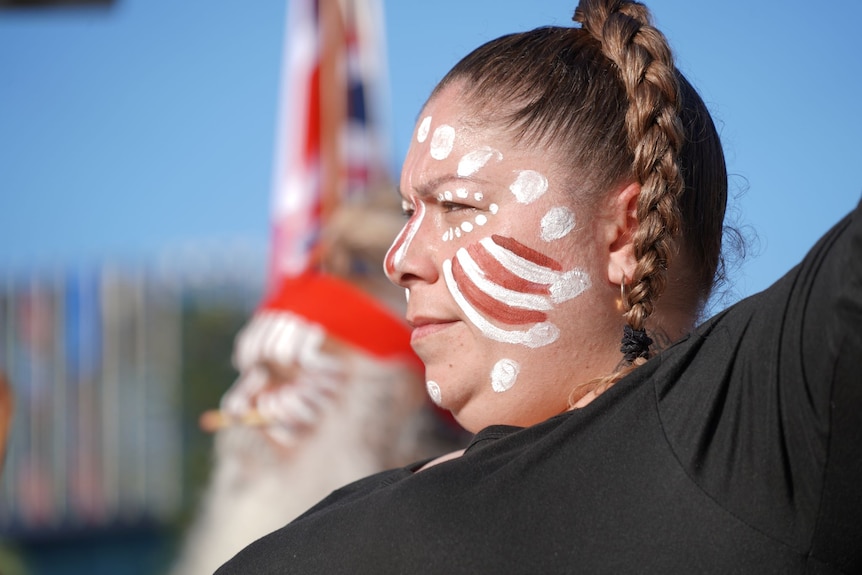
402,89,562,195
419,88,507,148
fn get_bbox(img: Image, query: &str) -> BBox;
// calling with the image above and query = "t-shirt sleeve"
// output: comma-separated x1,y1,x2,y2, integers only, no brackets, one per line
804,196,862,569
654,194,862,567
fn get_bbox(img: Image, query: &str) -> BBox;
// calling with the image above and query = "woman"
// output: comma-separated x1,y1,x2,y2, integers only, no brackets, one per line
217,0,861,572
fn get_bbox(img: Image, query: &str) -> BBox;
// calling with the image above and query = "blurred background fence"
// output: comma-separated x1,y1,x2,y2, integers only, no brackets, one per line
0,246,265,574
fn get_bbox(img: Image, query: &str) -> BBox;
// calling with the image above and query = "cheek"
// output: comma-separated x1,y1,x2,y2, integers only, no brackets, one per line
443,231,591,349
452,241,551,325
453,235,560,326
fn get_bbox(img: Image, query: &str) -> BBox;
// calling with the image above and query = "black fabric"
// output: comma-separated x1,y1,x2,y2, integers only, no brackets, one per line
217,197,862,574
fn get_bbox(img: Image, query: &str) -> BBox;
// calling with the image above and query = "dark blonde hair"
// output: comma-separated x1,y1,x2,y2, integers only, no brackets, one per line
430,0,727,371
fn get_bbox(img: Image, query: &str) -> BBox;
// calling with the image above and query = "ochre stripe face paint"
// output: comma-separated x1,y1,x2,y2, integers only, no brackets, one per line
451,256,550,326
489,235,563,272
464,243,550,296
443,259,560,349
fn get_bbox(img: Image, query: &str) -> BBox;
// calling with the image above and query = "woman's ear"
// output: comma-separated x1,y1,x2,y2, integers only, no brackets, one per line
605,181,640,286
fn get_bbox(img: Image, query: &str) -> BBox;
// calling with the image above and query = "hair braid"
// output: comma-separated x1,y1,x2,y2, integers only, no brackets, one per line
430,0,727,404
574,0,685,359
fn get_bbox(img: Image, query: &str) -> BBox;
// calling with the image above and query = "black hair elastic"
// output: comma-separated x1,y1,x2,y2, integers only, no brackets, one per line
620,324,653,363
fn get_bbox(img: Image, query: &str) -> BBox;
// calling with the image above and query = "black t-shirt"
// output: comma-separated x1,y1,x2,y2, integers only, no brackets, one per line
217,198,862,574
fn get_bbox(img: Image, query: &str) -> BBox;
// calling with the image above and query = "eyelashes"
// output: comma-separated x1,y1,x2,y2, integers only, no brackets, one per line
440,201,476,213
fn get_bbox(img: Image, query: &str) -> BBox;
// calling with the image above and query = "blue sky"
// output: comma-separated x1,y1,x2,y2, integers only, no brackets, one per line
1,0,860,308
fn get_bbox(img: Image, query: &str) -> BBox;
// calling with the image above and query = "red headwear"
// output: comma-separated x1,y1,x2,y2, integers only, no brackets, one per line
258,271,422,373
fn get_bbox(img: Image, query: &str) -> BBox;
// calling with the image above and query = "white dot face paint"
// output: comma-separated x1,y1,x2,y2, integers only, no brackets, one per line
491,358,519,393
426,381,442,405
417,116,432,143
509,170,548,204
540,206,576,242
443,216,487,242
430,125,456,160
395,91,600,430
457,147,502,177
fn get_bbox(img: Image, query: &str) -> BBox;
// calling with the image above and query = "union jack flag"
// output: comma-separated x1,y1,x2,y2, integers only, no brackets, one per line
267,0,391,290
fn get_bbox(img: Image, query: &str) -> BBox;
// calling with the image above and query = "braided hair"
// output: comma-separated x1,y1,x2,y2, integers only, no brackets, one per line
430,0,727,380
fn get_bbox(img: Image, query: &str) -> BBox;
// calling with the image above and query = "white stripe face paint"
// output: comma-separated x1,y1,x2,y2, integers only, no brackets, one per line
430,125,456,160
417,116,432,143
477,236,591,303
455,247,554,312
478,236,564,285
541,206,576,242
384,200,426,277
457,147,502,177
443,258,560,348
491,358,519,393
548,269,592,304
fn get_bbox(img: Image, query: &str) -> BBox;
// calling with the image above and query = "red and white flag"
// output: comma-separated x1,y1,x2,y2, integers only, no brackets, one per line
267,0,392,291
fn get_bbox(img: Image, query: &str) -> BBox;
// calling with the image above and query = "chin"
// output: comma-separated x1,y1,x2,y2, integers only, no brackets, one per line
443,395,504,435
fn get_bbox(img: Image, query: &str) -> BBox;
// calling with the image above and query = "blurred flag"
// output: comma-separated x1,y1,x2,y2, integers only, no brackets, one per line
341,0,391,200
267,0,392,290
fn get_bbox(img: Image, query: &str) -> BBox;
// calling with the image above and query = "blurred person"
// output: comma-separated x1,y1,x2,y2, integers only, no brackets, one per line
169,196,466,575
0,372,26,575
0,371,11,475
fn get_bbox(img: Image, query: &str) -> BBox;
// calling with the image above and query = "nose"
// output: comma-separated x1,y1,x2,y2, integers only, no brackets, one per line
384,200,437,288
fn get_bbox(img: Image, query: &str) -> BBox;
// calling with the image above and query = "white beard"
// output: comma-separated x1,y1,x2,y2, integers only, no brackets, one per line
169,353,448,575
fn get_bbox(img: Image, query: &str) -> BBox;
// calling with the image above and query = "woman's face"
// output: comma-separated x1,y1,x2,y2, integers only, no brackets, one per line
385,86,620,432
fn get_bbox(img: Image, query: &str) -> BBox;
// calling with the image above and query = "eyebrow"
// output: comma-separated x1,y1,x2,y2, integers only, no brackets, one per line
398,174,489,199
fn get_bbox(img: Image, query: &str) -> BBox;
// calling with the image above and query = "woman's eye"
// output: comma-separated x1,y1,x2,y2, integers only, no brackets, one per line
441,201,475,213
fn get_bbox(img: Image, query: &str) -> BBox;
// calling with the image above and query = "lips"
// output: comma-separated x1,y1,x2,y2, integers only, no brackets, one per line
408,316,459,343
